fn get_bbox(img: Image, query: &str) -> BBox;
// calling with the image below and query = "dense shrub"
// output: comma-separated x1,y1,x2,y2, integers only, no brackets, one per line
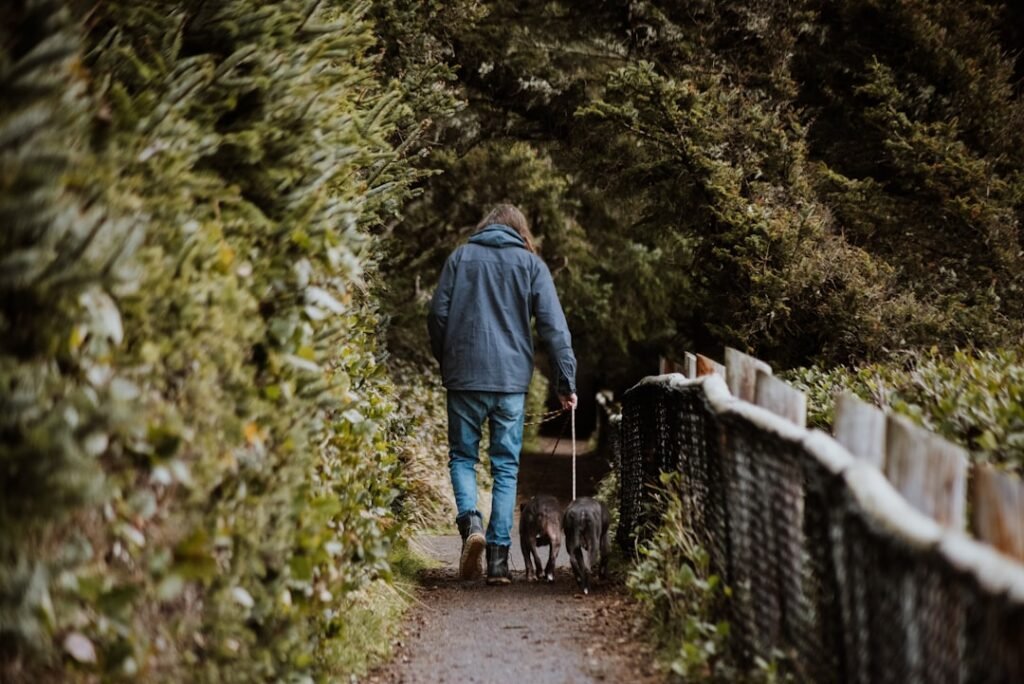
1,1,425,680
390,361,457,531
377,0,1024,384
785,349,1024,473
627,475,785,682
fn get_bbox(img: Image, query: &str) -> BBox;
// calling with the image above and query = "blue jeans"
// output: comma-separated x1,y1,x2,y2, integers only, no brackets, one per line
447,390,526,547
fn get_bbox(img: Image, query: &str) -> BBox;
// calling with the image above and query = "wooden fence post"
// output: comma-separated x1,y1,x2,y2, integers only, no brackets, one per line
725,347,772,403
662,356,692,375
971,465,1024,562
754,371,807,427
885,415,968,529
696,353,726,380
659,356,685,374
684,352,697,379
833,393,887,469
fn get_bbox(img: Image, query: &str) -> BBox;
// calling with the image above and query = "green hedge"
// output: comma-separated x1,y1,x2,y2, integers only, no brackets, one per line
390,361,455,531
1,1,421,680
785,349,1024,473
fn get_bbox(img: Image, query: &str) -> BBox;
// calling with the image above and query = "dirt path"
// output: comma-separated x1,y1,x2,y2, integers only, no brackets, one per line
369,442,662,684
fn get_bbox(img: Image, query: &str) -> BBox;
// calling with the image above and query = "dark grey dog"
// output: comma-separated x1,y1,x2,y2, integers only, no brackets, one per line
562,497,611,595
519,495,562,582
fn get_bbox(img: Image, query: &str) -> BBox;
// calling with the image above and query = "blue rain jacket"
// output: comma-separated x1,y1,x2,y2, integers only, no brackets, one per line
428,224,577,394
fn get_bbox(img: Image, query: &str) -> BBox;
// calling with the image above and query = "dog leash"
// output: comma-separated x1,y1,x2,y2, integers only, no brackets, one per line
544,408,578,501
522,406,567,427
571,406,576,501
547,412,571,457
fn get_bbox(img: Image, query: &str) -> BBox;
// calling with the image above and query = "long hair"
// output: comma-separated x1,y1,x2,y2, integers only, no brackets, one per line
476,204,537,253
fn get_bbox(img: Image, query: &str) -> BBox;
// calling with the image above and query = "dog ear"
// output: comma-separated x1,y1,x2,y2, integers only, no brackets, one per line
519,502,526,513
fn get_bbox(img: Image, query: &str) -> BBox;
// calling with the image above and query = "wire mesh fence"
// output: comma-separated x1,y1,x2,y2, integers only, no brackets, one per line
616,373,1024,683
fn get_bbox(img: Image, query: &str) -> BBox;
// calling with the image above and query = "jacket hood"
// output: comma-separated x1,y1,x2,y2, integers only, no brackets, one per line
468,224,527,249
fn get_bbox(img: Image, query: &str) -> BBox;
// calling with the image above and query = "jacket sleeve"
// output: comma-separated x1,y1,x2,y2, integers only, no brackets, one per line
427,251,459,365
531,259,577,395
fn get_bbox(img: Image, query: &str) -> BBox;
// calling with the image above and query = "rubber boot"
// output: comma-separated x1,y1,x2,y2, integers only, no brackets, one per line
456,512,485,580
486,544,511,585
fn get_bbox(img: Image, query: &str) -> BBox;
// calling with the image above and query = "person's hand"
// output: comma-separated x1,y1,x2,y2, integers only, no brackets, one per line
559,393,578,411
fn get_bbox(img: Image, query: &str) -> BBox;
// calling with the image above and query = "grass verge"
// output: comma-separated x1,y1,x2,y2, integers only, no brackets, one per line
324,541,434,679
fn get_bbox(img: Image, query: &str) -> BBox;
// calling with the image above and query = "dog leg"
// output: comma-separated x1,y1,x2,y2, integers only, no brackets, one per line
545,531,560,583
529,540,544,582
577,546,591,594
568,543,584,592
520,533,534,581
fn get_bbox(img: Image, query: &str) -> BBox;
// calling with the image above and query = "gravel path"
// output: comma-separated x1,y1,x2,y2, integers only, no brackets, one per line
369,443,662,684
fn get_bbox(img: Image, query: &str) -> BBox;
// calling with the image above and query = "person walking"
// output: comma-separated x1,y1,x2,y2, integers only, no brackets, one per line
428,204,577,584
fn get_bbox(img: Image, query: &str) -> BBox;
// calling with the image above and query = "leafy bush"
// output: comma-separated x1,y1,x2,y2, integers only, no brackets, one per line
626,479,733,679
378,0,1024,384
595,467,620,545
1,1,429,680
785,349,1024,472
628,475,786,682
390,361,457,531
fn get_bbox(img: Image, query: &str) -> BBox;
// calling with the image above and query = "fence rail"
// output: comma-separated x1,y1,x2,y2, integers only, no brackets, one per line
616,370,1024,683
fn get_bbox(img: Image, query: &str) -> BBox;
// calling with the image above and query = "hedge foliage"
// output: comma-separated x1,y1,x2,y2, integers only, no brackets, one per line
786,349,1024,474
389,361,456,532
1,1,426,680
627,493,732,681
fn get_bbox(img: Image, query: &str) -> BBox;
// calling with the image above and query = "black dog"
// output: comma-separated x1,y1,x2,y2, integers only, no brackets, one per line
519,495,563,582
562,497,611,595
